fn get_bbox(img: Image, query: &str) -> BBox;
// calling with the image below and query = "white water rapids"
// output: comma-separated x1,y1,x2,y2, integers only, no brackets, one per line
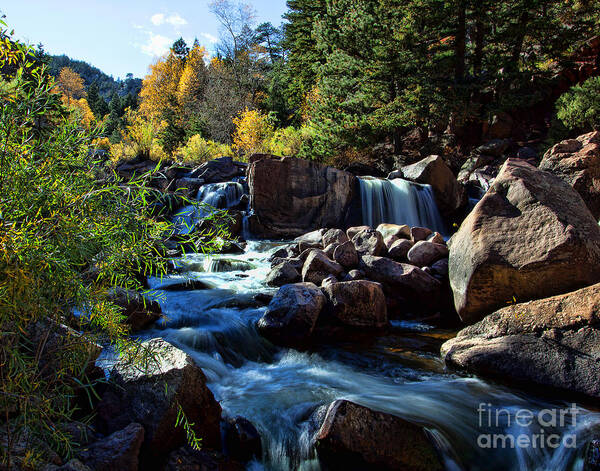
132,240,600,471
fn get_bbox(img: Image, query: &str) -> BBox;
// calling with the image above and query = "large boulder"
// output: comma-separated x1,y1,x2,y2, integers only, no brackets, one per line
248,156,356,238
407,241,449,267
359,256,442,311
322,228,349,247
401,155,466,218
96,339,222,461
322,281,388,328
256,282,326,346
315,400,443,471
442,283,600,399
449,159,600,324
333,241,359,269
78,423,144,471
302,250,345,285
539,131,600,219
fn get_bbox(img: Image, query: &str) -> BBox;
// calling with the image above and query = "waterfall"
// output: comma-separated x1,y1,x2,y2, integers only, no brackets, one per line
358,177,446,233
173,181,245,234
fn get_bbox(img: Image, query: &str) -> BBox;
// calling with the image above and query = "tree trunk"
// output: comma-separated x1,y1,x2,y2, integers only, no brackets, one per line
455,0,467,82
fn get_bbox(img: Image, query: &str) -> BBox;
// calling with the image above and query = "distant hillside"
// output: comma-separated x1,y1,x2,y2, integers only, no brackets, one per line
47,54,142,100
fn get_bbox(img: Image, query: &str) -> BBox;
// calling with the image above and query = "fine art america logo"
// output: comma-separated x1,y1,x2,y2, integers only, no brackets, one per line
477,403,580,449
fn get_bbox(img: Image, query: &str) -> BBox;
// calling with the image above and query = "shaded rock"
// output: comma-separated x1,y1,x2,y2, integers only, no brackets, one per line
190,156,245,183
333,241,359,269
96,338,222,461
323,243,339,259
468,165,498,193
256,283,326,346
449,159,600,324
315,400,443,471
401,155,466,217
430,258,449,278
516,146,538,161
248,157,356,238
266,262,301,287
487,112,513,139
107,287,162,331
346,226,371,240
442,282,600,400
302,250,344,285
476,139,512,158
376,224,411,240
427,232,445,245
540,131,600,219
352,229,386,257
359,256,442,311
383,235,399,250
223,417,262,463
457,153,496,183
157,280,213,291
78,423,144,471
175,178,205,198
164,447,244,471
586,439,600,471
322,228,349,247
407,241,449,267
343,269,365,281
321,274,339,288
323,281,388,328
410,227,432,243
253,293,274,306
46,460,93,471
387,239,414,262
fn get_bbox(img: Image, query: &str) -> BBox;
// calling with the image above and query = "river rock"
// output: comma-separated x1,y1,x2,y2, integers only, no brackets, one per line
296,229,326,246
302,250,345,285
410,227,433,242
401,155,466,218
78,423,144,471
352,229,386,256
321,274,339,288
323,281,388,328
430,258,449,278
343,269,365,281
323,243,339,259
315,400,443,471
383,235,399,250
586,439,600,471
387,239,414,262
539,131,600,219
107,287,162,331
407,241,449,267
333,241,359,269
164,447,244,471
449,159,600,324
248,156,356,238
346,225,371,240
190,156,245,183
442,282,600,399
376,223,411,240
359,255,442,311
427,232,445,245
266,262,301,287
322,228,349,247
96,338,222,461
223,417,262,463
257,282,327,346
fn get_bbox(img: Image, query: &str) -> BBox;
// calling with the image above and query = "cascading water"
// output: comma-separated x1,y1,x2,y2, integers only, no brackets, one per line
130,241,600,471
173,181,246,234
358,177,446,233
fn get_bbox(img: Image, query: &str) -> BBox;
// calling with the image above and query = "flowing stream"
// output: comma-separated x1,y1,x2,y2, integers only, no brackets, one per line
141,240,600,471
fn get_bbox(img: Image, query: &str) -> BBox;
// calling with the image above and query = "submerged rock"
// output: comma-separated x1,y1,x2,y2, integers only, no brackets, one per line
256,282,326,346
223,416,262,463
442,282,600,399
315,400,443,471
449,159,600,324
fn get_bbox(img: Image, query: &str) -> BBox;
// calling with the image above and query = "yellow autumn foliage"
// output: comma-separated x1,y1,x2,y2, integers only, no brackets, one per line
139,52,184,120
174,134,233,165
232,108,274,156
177,45,207,111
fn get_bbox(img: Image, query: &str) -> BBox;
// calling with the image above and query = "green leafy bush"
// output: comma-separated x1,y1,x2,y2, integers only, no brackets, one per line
556,76,600,132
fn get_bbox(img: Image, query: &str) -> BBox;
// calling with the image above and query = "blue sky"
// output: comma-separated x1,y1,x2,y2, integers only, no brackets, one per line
2,0,288,79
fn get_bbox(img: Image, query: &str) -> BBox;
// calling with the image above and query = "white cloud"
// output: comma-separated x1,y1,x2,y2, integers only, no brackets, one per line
150,13,165,26
166,13,187,27
200,32,218,44
150,12,187,27
140,33,173,57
